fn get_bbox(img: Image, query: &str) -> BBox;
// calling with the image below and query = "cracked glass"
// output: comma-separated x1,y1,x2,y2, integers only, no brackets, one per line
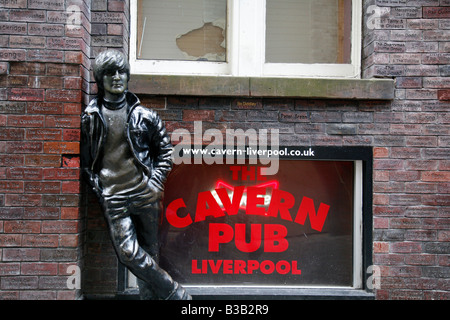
137,0,226,62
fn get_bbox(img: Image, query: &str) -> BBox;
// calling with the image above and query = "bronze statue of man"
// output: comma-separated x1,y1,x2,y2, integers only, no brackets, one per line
81,49,191,300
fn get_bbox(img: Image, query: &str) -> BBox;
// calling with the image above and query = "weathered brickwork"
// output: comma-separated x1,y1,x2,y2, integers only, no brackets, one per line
362,0,449,300
0,0,90,300
0,0,448,300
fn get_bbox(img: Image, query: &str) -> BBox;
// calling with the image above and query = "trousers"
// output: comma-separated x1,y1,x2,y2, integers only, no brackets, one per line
100,178,191,300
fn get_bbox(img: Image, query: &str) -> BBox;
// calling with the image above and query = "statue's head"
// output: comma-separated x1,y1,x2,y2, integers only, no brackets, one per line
93,49,130,99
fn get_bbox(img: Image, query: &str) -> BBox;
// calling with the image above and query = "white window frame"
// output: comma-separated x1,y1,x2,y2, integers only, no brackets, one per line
129,0,362,78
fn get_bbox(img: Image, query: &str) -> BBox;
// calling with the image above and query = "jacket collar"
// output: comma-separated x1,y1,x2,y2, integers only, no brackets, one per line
87,91,140,115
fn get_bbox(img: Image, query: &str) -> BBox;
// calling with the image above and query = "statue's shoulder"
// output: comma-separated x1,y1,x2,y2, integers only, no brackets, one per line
83,97,101,115
127,92,159,120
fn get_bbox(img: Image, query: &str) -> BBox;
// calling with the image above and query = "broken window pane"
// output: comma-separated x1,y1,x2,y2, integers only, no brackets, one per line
137,0,226,62
266,0,352,64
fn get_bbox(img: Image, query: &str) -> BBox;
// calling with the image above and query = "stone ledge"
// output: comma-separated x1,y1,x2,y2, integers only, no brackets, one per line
129,75,395,100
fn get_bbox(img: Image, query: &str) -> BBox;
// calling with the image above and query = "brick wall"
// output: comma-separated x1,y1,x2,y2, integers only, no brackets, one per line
0,0,90,299
0,0,448,300
362,0,449,300
81,0,130,297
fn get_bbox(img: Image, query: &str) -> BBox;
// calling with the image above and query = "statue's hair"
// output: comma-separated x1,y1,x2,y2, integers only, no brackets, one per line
93,49,130,96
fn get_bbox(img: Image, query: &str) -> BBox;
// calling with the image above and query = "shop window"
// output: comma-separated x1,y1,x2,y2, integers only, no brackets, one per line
129,0,362,78
121,146,373,299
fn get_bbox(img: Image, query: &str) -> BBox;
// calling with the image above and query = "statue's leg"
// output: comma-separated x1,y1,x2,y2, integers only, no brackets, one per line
102,197,191,300
132,199,192,300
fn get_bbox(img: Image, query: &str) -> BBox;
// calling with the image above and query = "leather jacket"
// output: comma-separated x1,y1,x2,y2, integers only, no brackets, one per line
81,91,173,196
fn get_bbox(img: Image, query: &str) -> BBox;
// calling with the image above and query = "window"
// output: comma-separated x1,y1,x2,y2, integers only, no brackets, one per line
129,0,362,78
121,146,374,298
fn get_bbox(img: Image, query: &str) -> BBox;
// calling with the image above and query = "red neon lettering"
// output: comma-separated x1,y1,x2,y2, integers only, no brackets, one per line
165,198,192,228
191,260,202,274
276,260,291,274
247,260,259,274
246,187,266,215
294,196,330,232
192,260,301,275
229,166,241,180
234,260,247,274
215,186,245,215
234,223,262,252
264,224,289,252
291,261,302,275
260,260,275,274
208,223,234,252
194,191,225,222
266,189,295,221
209,259,223,273
223,260,233,274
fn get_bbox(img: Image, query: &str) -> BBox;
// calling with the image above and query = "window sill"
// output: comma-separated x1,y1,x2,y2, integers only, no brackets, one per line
112,287,375,300
128,75,394,100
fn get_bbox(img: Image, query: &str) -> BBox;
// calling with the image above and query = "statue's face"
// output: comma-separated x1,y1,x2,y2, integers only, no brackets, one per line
103,69,128,99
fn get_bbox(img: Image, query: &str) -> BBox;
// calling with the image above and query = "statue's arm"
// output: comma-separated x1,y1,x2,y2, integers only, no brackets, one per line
80,112,102,196
148,111,173,191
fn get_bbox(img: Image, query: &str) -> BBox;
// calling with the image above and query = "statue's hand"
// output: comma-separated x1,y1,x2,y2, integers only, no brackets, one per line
88,172,102,198
147,178,163,202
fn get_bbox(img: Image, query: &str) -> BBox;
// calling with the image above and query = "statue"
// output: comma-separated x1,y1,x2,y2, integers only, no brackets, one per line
81,49,191,300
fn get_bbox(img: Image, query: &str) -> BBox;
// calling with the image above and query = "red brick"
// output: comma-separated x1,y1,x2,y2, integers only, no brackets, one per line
41,221,79,234
43,142,80,154
28,76,63,89
61,207,80,220
182,109,214,121
63,103,82,115
24,155,60,167
7,115,45,128
421,171,450,182
438,89,450,100
45,115,80,128
0,22,27,34
62,181,80,194
0,234,22,247
24,181,61,194
21,263,58,275
63,77,82,90
6,141,43,154
374,242,389,253
2,248,40,262
28,102,63,114
390,242,422,253
45,89,82,103
22,234,58,247
0,180,23,193
9,62,46,75
27,49,64,63
0,128,25,140
0,262,21,275
374,147,389,158
5,194,41,207
423,7,450,19
43,168,79,180
0,62,9,75
64,51,83,64
62,155,80,168
46,64,80,76
59,234,79,247
22,207,59,220
26,128,62,141
4,221,41,234
63,129,80,141
8,88,44,101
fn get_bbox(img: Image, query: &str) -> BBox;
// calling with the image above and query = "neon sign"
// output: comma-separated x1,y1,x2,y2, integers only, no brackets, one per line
160,157,358,286
212,180,279,211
